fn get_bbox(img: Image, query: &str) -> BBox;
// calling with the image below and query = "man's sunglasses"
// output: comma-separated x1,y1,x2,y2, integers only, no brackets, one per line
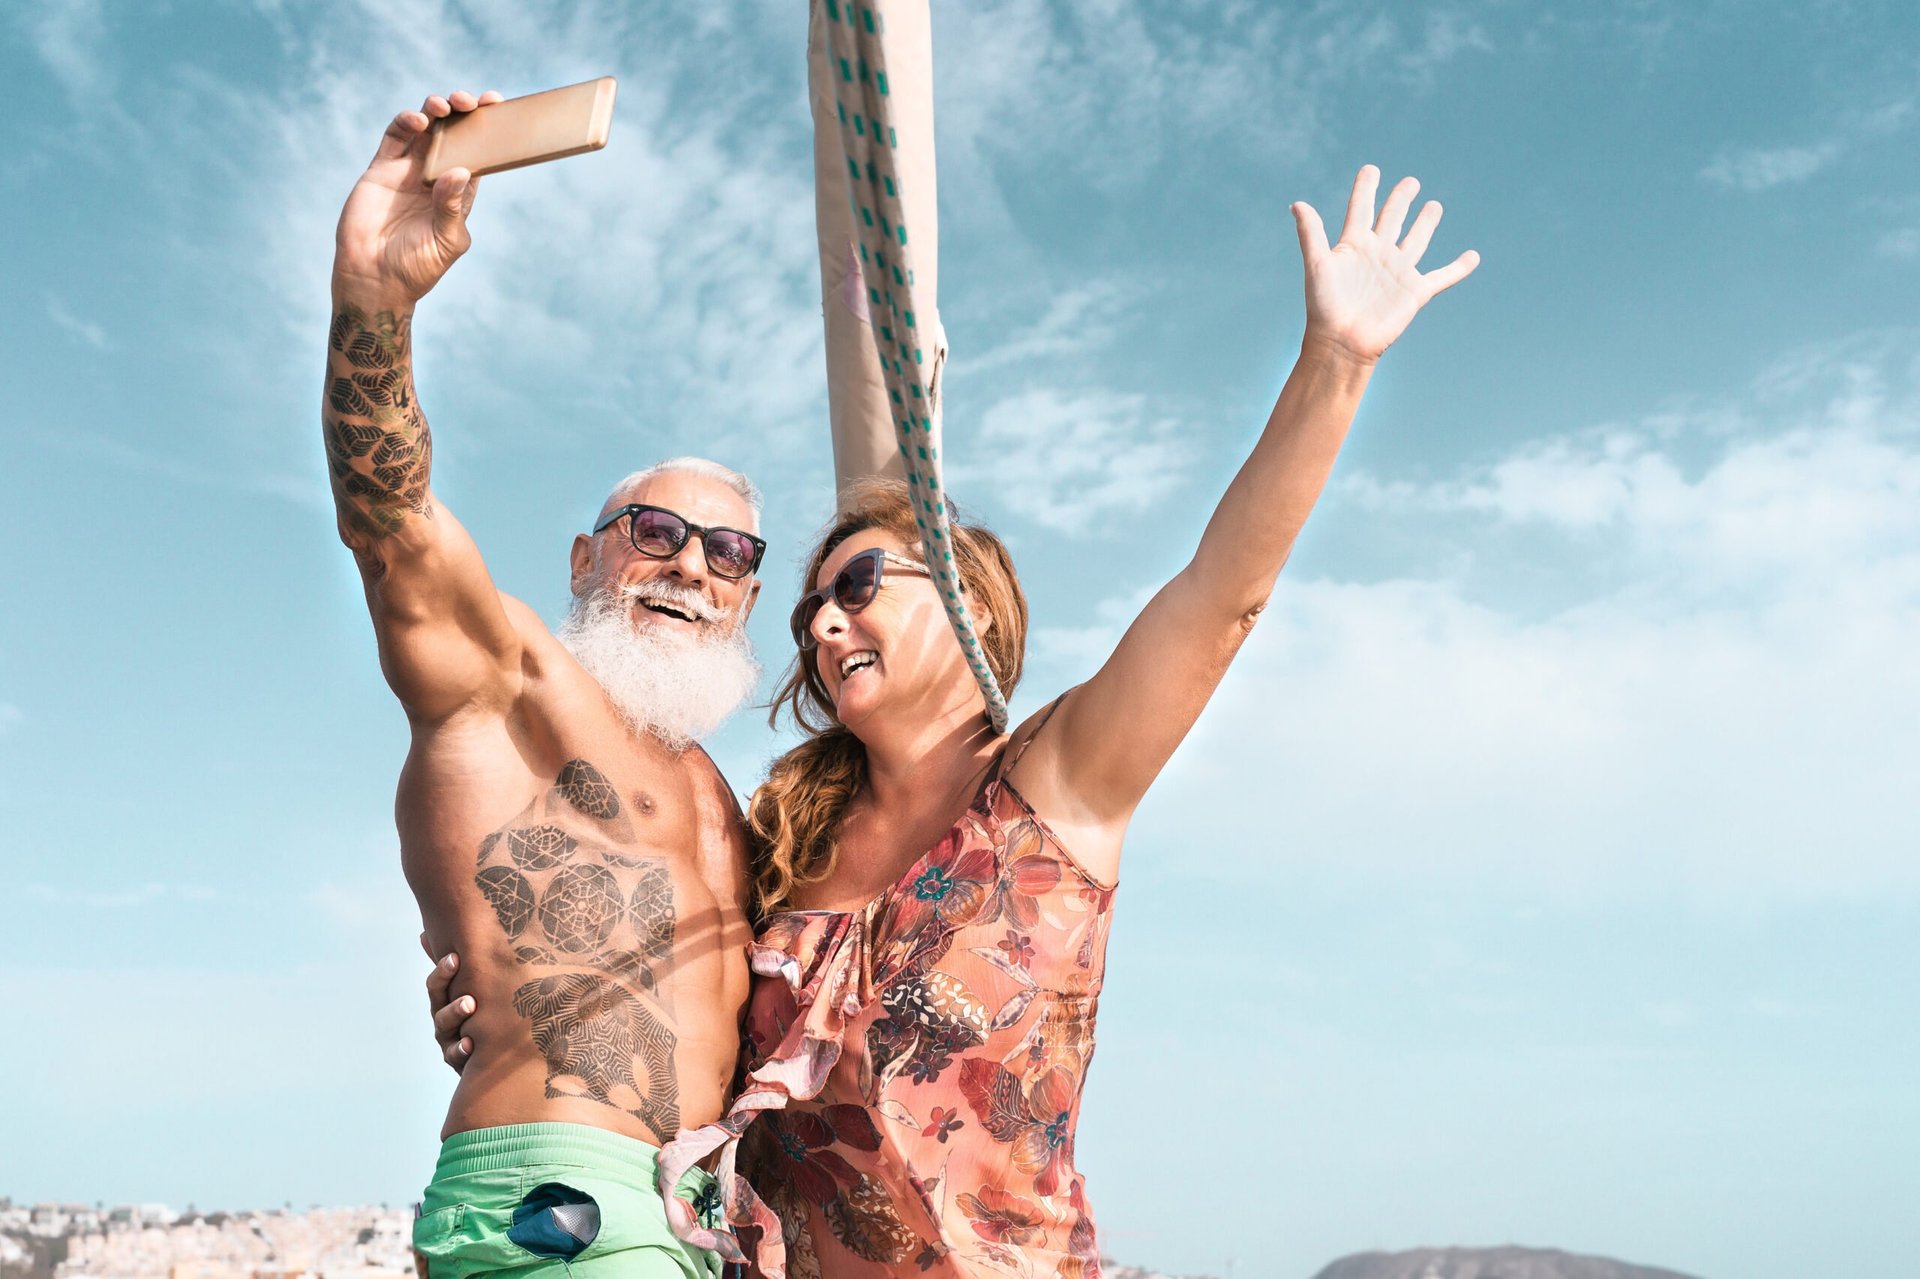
592,504,767,581
789,547,933,650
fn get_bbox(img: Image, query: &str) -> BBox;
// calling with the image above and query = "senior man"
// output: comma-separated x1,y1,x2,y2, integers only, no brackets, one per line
325,90,763,1279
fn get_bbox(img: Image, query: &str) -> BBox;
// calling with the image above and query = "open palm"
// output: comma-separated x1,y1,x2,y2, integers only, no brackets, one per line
1291,166,1479,363
332,90,502,306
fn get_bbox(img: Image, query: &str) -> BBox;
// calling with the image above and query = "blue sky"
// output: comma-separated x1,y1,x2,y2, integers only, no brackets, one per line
3,1,1917,1276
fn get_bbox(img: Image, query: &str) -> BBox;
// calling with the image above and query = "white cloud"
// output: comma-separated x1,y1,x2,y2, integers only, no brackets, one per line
958,283,1129,376
1700,142,1842,191
45,294,109,349
19,0,110,102
1700,91,1912,199
1344,419,1920,588
950,387,1189,533
1343,431,1658,530
936,1,1487,222
1400,10,1495,84
70,0,1504,512
1036,334,1920,898
152,0,830,486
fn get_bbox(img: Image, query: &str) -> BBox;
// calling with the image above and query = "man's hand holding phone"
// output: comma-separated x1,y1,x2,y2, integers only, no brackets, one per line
332,89,504,311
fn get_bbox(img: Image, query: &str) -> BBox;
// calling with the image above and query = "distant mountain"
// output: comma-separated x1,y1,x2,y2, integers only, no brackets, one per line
1309,1246,1703,1279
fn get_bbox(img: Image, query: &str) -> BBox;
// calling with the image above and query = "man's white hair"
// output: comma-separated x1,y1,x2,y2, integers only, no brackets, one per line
605,457,763,530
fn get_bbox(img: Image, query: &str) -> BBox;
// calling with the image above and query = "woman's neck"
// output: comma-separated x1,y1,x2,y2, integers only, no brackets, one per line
858,691,999,814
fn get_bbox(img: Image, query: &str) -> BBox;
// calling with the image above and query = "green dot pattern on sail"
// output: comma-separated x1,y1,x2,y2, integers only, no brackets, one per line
825,0,1009,734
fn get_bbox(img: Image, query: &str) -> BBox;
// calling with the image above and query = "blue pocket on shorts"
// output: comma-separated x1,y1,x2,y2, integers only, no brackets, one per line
508,1182,603,1261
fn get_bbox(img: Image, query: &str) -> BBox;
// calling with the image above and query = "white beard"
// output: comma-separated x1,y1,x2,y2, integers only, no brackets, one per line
555,580,761,751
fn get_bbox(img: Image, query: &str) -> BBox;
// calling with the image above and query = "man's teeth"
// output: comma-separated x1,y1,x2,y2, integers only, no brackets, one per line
642,602,696,621
840,652,878,679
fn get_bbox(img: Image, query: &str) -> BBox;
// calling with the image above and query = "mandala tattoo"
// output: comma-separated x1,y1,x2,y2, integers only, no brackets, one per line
509,825,575,871
323,304,432,546
538,864,624,955
629,862,675,966
473,758,682,1133
512,973,681,1142
476,865,536,936
556,759,621,820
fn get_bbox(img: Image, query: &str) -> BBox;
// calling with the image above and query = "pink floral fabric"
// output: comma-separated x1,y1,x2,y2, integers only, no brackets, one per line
657,757,1115,1279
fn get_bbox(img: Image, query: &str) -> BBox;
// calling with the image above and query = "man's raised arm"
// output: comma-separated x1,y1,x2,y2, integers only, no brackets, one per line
324,90,521,725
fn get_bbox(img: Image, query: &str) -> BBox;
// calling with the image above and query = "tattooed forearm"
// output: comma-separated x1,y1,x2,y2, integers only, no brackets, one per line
322,303,432,553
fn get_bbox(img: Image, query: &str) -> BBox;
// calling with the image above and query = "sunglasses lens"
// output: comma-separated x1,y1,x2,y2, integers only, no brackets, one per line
790,596,823,649
791,551,893,651
629,509,687,557
835,552,882,611
705,530,758,579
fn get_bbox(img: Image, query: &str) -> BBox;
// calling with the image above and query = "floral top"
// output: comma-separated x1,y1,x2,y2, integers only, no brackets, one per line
658,721,1115,1279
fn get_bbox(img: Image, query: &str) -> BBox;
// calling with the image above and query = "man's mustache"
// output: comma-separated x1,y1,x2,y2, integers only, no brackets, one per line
617,579,727,624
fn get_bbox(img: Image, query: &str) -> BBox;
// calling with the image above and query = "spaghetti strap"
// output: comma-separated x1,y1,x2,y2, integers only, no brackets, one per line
999,688,1071,783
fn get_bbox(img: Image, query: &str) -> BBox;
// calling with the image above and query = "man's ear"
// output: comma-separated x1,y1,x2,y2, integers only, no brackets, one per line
569,533,595,598
738,577,762,623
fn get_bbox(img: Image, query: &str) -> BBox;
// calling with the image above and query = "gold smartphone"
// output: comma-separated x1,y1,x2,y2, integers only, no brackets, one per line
421,77,618,183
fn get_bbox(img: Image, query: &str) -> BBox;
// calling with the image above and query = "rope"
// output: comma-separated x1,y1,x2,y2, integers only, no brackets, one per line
819,0,1010,734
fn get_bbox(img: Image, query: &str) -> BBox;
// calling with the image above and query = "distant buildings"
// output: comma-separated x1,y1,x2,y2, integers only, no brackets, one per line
0,1203,106,1240
0,1199,415,1279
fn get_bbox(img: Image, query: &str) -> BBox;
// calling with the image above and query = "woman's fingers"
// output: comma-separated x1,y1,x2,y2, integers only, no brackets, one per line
420,94,452,118
433,993,476,1044
423,951,457,1014
1291,201,1330,265
1339,164,1380,244
1421,248,1482,297
425,949,475,1071
1399,199,1443,264
478,90,504,105
1374,175,1419,244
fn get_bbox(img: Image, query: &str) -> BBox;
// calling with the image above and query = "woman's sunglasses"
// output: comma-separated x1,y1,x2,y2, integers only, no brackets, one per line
593,503,767,581
789,547,933,650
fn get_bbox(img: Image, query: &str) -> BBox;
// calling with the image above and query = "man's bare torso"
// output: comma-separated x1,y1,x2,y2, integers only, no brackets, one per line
400,602,753,1146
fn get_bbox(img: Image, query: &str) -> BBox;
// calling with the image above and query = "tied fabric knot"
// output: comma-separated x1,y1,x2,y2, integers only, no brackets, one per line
657,911,880,1275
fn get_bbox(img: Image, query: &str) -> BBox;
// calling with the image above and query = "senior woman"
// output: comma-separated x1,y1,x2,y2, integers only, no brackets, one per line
433,167,1477,1278
671,164,1477,1278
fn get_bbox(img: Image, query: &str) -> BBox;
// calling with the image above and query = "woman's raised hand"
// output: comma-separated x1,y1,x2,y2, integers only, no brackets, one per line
332,89,505,309
1290,165,1480,364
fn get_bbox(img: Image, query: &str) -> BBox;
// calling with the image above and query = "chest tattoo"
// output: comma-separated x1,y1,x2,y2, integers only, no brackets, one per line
474,757,681,1141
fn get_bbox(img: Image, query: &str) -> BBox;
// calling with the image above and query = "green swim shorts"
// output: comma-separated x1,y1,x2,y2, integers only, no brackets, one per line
412,1123,720,1279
